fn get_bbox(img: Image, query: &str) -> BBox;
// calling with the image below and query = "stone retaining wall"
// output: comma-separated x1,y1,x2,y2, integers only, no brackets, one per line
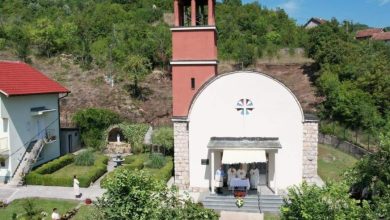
319,133,370,158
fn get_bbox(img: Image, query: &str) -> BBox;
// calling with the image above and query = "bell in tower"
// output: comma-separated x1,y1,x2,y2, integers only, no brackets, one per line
174,0,216,27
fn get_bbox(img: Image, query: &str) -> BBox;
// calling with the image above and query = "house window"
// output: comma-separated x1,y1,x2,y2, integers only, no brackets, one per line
2,118,8,133
0,158,6,167
191,78,196,90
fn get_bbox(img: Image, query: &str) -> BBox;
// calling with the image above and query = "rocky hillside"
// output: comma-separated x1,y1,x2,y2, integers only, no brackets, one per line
1,51,320,127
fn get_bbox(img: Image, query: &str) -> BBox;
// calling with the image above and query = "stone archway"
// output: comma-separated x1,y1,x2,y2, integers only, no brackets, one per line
105,125,131,154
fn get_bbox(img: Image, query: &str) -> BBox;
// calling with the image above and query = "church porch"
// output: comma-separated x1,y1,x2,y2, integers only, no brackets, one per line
207,137,282,195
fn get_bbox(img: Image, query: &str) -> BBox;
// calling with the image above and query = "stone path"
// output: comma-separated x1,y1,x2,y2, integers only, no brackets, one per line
0,185,106,203
219,211,263,220
0,160,117,204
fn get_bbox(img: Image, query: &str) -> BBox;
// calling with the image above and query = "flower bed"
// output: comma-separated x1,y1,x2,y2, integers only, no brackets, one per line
26,153,108,187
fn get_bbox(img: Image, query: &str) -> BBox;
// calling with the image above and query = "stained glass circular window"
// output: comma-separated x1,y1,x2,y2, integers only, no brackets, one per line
235,99,254,115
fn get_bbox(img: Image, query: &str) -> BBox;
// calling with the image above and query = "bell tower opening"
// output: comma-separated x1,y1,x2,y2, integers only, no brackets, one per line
171,0,218,118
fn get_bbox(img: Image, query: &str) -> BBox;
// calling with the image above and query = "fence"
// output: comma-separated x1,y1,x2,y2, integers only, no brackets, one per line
319,121,380,152
318,133,370,158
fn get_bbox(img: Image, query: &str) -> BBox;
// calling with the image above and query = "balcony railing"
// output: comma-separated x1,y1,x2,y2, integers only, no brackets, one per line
44,129,57,144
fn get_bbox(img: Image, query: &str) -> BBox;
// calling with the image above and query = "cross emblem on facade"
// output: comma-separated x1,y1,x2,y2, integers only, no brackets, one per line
235,99,254,116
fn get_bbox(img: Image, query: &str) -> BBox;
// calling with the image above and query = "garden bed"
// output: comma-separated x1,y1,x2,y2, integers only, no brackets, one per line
26,153,108,187
101,154,173,188
0,198,78,220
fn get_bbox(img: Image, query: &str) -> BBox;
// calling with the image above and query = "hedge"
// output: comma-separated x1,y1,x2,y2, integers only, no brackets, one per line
26,154,108,187
101,155,173,188
144,157,173,182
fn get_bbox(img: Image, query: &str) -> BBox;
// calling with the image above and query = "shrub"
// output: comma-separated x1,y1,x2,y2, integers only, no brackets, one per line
72,108,121,149
145,157,173,182
152,127,174,152
26,154,108,187
120,123,149,154
281,182,375,219
74,150,95,166
96,169,218,220
144,153,166,169
0,38,6,50
33,154,74,174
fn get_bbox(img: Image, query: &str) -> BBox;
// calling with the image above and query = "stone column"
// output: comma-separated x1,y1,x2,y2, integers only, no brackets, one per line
302,121,319,182
173,121,190,189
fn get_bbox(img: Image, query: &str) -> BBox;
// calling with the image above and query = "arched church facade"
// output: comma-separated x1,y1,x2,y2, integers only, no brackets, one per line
171,0,319,194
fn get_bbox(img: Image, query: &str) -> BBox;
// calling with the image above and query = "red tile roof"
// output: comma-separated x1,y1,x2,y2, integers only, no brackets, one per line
356,28,383,38
372,32,390,41
0,61,69,96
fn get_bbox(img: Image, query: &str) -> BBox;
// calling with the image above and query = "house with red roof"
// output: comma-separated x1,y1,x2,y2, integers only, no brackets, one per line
372,32,390,43
0,61,69,184
356,28,384,40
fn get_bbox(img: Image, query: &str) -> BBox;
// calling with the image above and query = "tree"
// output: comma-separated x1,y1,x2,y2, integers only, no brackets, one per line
281,182,375,219
72,108,121,149
122,55,151,99
96,169,218,220
344,132,390,218
6,25,31,62
152,127,174,153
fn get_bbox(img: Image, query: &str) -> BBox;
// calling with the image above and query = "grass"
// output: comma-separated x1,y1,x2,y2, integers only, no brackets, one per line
264,213,280,220
71,204,96,220
0,198,78,220
50,164,96,178
318,144,358,181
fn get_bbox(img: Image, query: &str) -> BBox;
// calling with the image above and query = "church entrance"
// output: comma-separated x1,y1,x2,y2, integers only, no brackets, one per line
207,137,281,195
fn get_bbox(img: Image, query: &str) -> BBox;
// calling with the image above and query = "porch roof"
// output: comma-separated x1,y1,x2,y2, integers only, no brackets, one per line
207,137,282,150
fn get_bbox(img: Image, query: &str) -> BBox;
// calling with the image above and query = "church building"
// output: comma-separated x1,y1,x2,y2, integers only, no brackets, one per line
171,0,319,195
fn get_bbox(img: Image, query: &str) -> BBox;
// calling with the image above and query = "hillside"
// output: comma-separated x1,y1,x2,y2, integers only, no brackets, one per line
1,50,319,126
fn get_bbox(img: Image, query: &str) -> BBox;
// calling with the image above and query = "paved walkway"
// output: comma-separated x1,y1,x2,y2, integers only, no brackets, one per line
0,185,106,203
219,211,263,220
0,160,117,204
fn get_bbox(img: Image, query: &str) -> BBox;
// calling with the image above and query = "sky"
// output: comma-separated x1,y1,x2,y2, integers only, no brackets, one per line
240,0,390,28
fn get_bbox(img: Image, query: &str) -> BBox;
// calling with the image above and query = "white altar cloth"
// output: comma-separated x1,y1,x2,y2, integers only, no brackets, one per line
230,178,250,190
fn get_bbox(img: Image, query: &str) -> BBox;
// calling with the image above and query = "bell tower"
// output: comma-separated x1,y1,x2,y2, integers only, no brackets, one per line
171,0,218,119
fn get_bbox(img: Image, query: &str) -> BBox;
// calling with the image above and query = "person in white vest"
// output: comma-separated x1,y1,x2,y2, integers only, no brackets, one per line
250,165,260,189
227,166,237,188
237,164,247,179
73,175,81,198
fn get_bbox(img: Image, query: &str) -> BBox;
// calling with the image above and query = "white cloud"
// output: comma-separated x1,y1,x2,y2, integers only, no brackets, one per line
278,0,300,14
378,0,390,5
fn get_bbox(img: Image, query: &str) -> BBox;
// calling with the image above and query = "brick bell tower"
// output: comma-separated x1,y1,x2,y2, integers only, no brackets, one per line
171,0,218,119
171,0,217,189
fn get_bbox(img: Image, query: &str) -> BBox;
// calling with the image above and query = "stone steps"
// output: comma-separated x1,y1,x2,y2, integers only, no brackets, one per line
202,194,283,213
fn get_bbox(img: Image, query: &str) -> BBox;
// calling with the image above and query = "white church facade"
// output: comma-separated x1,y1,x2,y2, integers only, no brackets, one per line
171,0,319,195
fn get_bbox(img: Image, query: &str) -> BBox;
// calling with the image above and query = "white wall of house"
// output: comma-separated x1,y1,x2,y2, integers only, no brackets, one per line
0,93,61,181
188,71,304,191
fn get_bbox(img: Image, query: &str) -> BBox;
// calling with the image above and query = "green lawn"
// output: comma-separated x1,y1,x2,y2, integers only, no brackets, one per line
318,144,358,181
50,164,96,178
71,204,96,220
0,198,78,220
264,213,280,220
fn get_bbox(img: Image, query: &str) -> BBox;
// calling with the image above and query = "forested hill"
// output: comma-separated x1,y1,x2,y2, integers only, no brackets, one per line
0,0,389,135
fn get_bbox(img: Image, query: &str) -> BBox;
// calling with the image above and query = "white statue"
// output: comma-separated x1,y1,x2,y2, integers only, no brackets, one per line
116,134,121,143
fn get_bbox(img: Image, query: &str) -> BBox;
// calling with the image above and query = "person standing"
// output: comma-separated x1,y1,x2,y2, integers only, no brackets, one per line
51,208,60,220
73,175,81,198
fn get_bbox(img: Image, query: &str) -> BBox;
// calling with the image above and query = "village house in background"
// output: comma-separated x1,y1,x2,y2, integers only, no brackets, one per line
356,28,390,43
171,0,319,207
0,61,69,184
303,17,327,29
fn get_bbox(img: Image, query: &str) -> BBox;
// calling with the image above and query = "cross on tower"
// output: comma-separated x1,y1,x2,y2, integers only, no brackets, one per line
235,99,254,116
